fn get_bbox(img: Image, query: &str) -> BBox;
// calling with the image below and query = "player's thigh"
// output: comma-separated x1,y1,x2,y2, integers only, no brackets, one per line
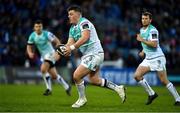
53,52,61,61
73,64,91,82
81,53,104,71
48,67,58,79
41,61,50,73
88,68,101,85
134,66,150,78
44,52,56,64
157,70,169,85
73,53,102,80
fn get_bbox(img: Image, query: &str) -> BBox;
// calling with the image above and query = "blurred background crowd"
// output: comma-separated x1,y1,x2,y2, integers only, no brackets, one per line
0,0,180,72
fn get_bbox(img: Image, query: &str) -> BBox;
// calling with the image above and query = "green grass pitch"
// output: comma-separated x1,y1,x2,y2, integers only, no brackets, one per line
0,84,180,112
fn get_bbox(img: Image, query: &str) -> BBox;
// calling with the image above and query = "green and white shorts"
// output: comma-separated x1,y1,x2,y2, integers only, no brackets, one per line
44,52,56,65
81,53,104,71
139,56,166,71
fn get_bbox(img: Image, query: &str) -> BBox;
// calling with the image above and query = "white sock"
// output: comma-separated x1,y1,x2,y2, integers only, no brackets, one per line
42,73,52,91
138,78,155,96
46,74,52,90
56,74,69,90
101,78,105,87
101,78,118,91
76,81,86,99
166,82,180,101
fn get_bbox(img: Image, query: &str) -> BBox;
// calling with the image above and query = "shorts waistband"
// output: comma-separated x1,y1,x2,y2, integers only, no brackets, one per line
98,51,104,53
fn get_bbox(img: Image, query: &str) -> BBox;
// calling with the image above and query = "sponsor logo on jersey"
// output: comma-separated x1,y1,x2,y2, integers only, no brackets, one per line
152,34,157,39
82,24,89,29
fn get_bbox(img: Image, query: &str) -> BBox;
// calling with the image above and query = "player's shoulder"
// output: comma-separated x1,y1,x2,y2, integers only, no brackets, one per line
149,24,158,31
149,25,158,34
79,17,93,30
80,17,89,23
42,30,50,35
42,30,53,36
79,17,91,26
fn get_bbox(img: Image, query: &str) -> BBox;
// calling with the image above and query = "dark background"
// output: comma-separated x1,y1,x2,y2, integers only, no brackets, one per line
0,0,179,74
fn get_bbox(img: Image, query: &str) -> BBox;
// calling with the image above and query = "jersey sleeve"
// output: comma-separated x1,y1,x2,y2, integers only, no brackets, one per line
80,20,91,32
27,34,34,45
47,31,56,42
149,29,159,41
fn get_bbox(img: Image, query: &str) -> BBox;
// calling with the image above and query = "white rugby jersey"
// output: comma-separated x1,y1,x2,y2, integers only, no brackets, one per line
27,30,55,58
140,24,164,59
69,17,104,55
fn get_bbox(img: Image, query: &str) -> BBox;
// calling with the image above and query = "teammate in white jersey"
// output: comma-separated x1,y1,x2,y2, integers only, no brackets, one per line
62,5,126,108
134,12,180,106
27,20,71,96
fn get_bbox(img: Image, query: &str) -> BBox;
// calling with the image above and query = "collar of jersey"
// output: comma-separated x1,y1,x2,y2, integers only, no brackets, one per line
73,17,83,27
142,24,151,32
35,31,43,37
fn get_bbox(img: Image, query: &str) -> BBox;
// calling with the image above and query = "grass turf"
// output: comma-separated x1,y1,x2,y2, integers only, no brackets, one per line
0,84,180,112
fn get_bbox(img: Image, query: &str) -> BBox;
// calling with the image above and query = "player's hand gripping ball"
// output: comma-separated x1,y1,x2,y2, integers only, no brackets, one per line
56,44,66,56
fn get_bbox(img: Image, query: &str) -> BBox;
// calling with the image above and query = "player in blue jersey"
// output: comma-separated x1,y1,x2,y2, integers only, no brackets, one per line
26,20,71,96
134,12,180,106
61,5,126,108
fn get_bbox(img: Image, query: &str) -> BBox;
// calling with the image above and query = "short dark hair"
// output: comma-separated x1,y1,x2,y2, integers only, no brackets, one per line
142,11,152,19
34,20,43,24
67,5,82,13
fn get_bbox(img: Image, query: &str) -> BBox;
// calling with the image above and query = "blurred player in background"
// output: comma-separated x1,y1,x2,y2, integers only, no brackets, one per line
26,20,71,96
134,12,180,106
62,5,126,108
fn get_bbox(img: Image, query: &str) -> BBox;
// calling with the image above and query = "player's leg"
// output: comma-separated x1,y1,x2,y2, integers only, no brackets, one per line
88,68,126,103
41,52,60,95
71,65,90,108
134,64,157,105
41,61,52,95
157,70,180,106
53,51,61,61
48,67,71,96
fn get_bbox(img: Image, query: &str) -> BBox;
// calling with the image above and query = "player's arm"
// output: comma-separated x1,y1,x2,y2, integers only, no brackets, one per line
72,21,91,49
66,37,75,46
52,37,62,60
139,50,145,58
136,34,157,48
47,32,62,60
64,30,90,56
26,44,35,59
55,37,75,57
72,30,90,49
64,22,91,56
27,35,35,59
51,36,61,47
47,31,61,47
